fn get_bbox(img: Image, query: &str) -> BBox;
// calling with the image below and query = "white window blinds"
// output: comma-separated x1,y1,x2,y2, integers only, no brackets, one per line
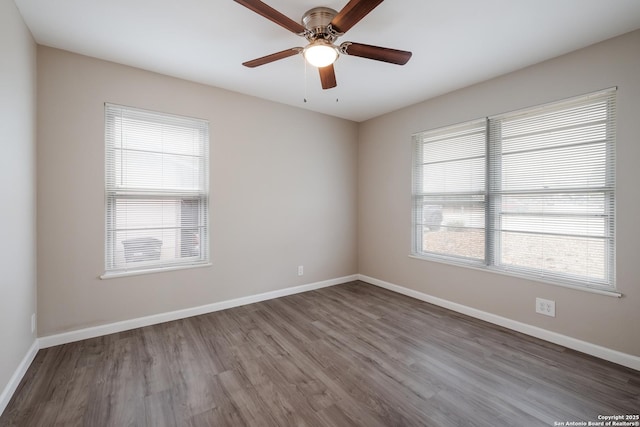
488,89,615,288
412,88,616,291
104,104,210,275
412,119,487,262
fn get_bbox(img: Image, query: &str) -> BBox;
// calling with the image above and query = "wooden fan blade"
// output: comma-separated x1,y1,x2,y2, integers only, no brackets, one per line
234,0,306,34
330,0,384,34
242,48,302,67
319,64,337,89
341,42,412,65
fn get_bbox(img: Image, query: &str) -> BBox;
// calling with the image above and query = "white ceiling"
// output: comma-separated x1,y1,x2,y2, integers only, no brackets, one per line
14,0,640,122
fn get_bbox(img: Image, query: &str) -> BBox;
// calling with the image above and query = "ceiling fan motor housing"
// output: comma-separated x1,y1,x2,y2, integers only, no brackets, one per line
302,7,339,42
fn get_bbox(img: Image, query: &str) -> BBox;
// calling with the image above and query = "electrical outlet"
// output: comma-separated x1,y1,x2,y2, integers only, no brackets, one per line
297,265,304,276
31,313,36,333
535,298,556,317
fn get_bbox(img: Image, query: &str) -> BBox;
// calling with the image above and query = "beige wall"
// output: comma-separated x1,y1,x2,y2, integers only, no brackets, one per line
358,30,640,356
26,22,640,361
0,0,38,398
36,47,358,336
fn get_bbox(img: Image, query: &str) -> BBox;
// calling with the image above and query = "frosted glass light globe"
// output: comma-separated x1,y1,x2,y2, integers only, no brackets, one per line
303,41,338,68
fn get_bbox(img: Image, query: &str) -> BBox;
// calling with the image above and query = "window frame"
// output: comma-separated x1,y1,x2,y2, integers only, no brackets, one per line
102,103,210,278
411,88,617,295
411,118,488,266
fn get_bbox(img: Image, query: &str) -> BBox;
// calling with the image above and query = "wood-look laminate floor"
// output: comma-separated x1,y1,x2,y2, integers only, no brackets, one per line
1,281,639,426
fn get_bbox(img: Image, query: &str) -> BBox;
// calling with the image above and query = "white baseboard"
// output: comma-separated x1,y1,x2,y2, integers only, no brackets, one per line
39,274,358,349
2,275,357,417
0,340,39,416
358,274,640,372
2,272,638,419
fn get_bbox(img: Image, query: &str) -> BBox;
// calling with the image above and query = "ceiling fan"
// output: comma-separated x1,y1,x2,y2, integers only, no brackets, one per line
233,0,412,89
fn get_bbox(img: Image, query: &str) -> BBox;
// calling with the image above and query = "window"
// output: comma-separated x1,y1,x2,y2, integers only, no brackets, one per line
412,119,487,263
104,104,210,276
412,89,616,291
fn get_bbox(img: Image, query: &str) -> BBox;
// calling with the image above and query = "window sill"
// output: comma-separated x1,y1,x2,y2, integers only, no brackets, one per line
408,254,622,298
100,262,212,280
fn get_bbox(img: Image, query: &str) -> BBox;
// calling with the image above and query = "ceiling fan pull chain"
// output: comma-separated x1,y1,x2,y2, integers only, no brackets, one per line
303,56,308,103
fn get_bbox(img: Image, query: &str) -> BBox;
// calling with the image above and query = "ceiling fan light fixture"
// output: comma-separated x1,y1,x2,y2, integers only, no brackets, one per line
303,40,338,68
